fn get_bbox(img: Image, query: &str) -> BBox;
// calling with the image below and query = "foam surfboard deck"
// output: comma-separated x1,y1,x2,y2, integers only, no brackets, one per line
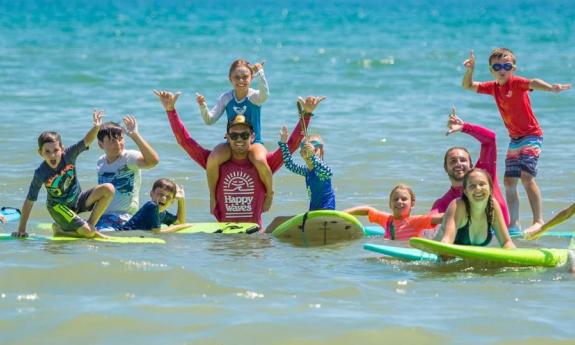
39,222,259,234
410,237,569,267
364,243,439,262
272,210,364,246
1,207,21,223
176,223,260,234
0,233,165,244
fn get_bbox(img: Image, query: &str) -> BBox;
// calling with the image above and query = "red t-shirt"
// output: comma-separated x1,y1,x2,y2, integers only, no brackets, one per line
368,209,434,241
477,75,542,138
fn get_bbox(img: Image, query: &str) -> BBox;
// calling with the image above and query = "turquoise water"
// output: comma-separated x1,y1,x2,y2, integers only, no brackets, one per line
1,0,575,343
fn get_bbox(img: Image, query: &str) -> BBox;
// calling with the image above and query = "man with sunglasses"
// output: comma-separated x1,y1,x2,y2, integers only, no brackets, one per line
461,48,571,235
154,90,324,228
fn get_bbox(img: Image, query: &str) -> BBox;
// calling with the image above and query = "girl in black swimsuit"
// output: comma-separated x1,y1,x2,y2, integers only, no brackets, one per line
440,168,515,248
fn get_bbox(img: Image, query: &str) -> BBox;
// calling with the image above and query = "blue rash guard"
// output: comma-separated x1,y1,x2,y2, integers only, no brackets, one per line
279,142,336,211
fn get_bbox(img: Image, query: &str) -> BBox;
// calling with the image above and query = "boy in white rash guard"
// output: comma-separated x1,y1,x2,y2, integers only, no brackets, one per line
95,116,160,230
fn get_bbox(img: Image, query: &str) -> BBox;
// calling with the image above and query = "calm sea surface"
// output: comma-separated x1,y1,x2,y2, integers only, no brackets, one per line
1,0,574,343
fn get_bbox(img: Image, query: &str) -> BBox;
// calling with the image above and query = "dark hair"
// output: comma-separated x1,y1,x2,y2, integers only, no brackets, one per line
443,146,473,171
37,131,62,150
488,47,516,65
228,59,252,78
152,178,177,196
97,122,124,142
461,168,494,227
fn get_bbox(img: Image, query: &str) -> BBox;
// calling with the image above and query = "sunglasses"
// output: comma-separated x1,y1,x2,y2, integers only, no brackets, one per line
228,131,251,141
491,63,514,72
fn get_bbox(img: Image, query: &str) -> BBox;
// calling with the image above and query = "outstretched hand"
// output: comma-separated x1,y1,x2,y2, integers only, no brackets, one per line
551,84,571,93
298,96,327,114
153,90,181,111
93,109,104,127
446,106,464,136
463,50,475,70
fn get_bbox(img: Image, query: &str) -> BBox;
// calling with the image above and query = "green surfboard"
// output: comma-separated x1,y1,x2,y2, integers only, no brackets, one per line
409,237,569,267
272,210,364,246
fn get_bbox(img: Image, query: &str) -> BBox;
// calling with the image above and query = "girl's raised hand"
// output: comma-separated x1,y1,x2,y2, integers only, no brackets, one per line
250,60,265,74
123,115,138,136
93,109,104,127
298,96,327,113
279,126,289,143
195,92,206,105
463,50,475,70
153,90,181,111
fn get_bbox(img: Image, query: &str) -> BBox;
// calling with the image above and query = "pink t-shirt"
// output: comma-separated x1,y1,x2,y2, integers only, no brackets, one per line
477,75,542,138
368,209,434,241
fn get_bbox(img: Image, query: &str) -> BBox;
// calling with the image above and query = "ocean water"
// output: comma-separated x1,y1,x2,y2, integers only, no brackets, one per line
1,0,575,343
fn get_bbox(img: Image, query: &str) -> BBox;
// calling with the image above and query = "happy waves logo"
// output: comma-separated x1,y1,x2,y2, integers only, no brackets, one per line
222,170,255,218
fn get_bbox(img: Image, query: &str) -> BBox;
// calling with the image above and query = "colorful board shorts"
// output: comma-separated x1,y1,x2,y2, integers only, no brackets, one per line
47,189,94,233
504,135,543,178
96,213,129,231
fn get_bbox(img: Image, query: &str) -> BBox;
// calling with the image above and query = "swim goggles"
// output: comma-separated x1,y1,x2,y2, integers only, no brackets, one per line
491,63,514,71
300,140,323,149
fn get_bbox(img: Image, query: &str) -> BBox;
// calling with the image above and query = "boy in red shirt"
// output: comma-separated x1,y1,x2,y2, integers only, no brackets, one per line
462,48,571,234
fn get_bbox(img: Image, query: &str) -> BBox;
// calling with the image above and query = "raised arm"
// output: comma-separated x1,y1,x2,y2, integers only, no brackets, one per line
123,115,160,169
268,96,326,172
174,185,186,225
462,50,479,92
154,90,211,169
196,92,227,125
84,109,104,147
446,109,497,177
248,65,269,105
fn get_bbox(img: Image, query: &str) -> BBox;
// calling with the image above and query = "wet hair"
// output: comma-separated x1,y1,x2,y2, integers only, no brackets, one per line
228,59,253,78
97,122,124,142
488,47,516,65
152,178,177,197
443,146,473,171
37,131,62,150
461,168,494,227
389,184,416,206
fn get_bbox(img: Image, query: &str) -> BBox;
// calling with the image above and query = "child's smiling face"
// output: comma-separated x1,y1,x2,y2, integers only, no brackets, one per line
389,188,414,218
39,142,64,169
150,187,175,212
